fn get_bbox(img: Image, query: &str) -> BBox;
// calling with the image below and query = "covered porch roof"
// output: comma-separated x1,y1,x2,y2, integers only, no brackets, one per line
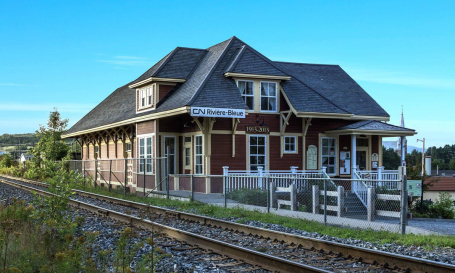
325,120,416,137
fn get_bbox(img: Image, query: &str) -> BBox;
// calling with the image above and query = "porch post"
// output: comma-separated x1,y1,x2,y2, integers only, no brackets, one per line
351,134,357,179
400,136,406,165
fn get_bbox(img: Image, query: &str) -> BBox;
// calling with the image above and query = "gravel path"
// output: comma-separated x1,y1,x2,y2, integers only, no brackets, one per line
407,219,455,236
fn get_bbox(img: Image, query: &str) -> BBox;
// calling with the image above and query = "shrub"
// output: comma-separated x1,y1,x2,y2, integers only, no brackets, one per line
429,192,455,219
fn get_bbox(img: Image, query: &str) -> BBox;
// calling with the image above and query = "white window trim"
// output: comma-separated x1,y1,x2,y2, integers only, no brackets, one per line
194,134,203,174
248,135,268,171
237,80,255,111
183,135,192,170
259,81,278,113
320,136,337,175
137,84,156,111
283,136,297,154
137,133,155,174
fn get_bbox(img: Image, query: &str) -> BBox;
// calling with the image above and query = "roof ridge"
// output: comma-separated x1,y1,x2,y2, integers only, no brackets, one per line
187,37,238,106
175,46,206,51
238,44,290,76
274,61,339,67
276,63,350,114
152,47,180,77
224,45,246,73
130,49,175,84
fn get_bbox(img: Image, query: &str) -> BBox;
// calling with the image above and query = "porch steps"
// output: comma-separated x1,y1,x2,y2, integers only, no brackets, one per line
344,192,367,217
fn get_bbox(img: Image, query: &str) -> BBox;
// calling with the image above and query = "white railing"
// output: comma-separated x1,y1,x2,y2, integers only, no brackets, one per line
224,166,337,192
352,171,369,208
357,168,400,190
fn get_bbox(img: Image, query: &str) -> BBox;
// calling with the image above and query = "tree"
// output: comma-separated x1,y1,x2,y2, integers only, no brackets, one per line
31,108,70,164
449,157,455,170
382,147,400,170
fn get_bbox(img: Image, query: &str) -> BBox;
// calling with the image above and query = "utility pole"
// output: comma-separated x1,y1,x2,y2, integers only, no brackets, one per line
417,138,425,176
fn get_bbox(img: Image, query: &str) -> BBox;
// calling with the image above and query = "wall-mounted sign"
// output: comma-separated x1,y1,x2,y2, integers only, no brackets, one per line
372,153,379,162
340,151,351,174
307,145,317,170
245,126,270,134
190,107,245,118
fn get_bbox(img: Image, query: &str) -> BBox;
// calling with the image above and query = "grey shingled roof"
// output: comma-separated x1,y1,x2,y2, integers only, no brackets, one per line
65,36,393,136
274,62,389,117
334,120,415,131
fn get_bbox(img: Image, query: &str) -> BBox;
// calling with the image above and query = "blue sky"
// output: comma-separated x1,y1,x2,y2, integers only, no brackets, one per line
0,0,454,148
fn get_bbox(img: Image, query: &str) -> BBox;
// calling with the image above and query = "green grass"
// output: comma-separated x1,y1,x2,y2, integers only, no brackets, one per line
69,182,455,249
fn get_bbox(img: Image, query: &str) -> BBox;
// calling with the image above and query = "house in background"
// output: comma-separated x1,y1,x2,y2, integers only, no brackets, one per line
424,170,455,202
62,36,416,194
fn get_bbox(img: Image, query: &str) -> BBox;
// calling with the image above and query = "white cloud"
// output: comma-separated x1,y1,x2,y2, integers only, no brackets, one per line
347,69,455,90
0,103,94,113
97,55,147,66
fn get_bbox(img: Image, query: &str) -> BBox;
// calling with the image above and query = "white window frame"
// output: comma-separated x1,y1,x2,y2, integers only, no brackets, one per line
183,136,192,169
138,134,154,174
283,136,297,153
138,84,156,110
194,135,203,174
237,80,255,111
248,135,267,171
260,81,277,113
321,137,337,175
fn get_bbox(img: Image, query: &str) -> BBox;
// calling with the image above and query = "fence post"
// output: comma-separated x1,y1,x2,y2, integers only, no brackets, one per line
290,184,297,211
269,181,276,209
94,159,98,188
109,160,112,192
400,166,407,235
83,161,86,185
191,174,194,203
222,166,229,195
266,176,270,213
223,174,227,208
143,158,146,197
166,147,170,199
378,166,383,187
324,179,327,225
124,159,127,196
312,185,319,214
322,166,327,174
367,187,375,222
337,186,344,217
257,166,263,188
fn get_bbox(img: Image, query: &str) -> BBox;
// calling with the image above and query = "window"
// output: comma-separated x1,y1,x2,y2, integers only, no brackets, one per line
94,146,99,159
138,85,155,109
138,136,154,173
125,143,132,152
195,135,203,174
185,148,191,166
260,82,277,112
284,136,296,153
237,80,254,110
321,137,337,175
249,135,266,171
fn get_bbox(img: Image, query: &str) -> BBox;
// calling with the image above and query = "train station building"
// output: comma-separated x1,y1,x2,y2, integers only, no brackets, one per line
62,36,416,194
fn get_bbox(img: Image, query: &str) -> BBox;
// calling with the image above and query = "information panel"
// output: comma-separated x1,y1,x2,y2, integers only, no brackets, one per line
190,107,245,118
407,180,422,197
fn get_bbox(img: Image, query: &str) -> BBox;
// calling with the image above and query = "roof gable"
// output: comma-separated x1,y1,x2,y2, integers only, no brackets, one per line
225,45,288,77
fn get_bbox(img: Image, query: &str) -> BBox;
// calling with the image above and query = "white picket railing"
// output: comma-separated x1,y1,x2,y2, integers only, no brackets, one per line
357,168,400,190
352,171,369,208
224,166,337,192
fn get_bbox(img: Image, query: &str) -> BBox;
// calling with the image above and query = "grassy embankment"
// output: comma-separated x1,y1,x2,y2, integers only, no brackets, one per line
69,182,455,249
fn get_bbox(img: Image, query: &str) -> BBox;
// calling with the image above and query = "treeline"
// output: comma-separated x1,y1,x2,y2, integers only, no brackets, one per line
0,133,39,146
383,144,455,172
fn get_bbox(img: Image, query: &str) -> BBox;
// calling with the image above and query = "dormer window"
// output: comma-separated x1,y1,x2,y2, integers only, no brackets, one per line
237,80,254,110
260,82,277,112
138,84,156,110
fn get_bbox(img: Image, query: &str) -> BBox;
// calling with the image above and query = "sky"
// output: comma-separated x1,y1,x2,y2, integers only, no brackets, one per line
0,0,454,148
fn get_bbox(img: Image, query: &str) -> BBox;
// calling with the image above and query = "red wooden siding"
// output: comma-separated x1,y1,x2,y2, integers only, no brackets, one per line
137,120,155,135
159,84,174,101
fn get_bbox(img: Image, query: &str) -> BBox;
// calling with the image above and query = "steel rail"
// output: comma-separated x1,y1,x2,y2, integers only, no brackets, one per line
0,176,329,273
2,175,455,273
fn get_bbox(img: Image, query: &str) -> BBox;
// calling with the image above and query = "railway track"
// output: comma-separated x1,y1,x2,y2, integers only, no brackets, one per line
1,175,455,273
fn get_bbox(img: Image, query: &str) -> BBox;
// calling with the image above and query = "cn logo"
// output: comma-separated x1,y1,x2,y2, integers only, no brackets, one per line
192,108,206,115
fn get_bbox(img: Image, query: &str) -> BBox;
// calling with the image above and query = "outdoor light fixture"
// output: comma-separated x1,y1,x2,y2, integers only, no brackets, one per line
257,116,266,127
184,121,191,128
